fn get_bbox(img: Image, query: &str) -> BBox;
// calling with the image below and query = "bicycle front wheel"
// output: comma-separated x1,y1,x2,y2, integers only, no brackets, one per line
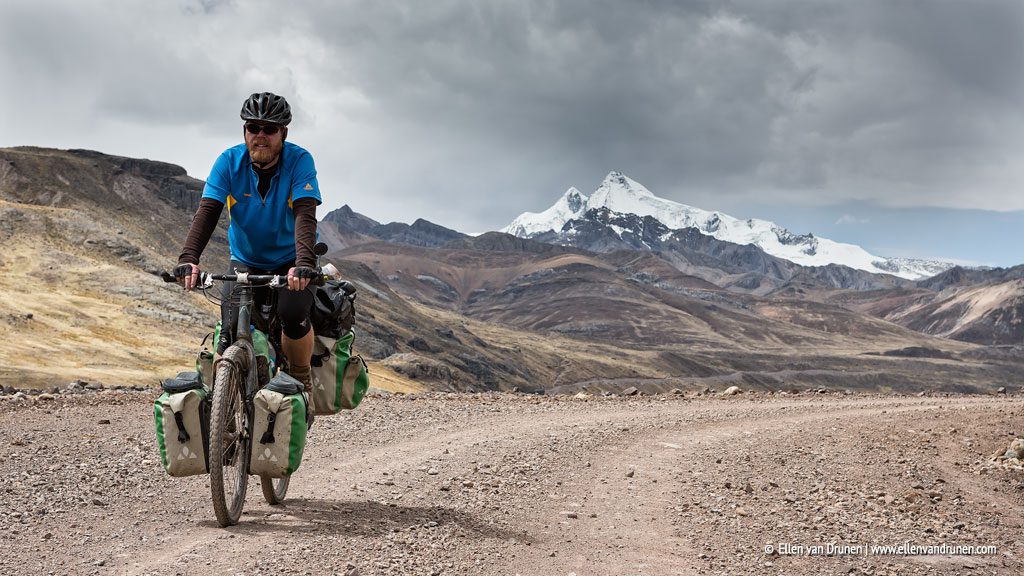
260,474,290,505
209,346,252,527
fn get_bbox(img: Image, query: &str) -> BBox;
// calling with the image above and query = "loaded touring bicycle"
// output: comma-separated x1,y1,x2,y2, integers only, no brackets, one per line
154,243,368,527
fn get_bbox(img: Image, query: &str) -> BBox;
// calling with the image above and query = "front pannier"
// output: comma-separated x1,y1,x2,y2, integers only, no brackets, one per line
154,371,210,477
250,373,308,478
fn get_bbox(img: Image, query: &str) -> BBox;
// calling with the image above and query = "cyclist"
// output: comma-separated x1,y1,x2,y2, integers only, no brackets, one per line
174,91,321,391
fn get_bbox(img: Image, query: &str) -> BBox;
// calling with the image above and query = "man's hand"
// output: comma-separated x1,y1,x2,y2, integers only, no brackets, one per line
174,263,201,291
288,266,317,291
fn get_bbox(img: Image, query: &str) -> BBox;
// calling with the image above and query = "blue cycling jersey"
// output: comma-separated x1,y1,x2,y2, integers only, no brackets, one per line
201,142,322,269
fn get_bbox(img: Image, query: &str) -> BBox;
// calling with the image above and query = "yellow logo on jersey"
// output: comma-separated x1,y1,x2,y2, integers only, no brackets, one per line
303,183,313,191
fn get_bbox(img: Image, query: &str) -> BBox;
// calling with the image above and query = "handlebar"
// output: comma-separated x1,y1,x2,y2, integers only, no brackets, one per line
161,268,339,289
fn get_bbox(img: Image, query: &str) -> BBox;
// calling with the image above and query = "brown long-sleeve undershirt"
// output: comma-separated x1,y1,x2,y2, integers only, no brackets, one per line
177,197,319,268
292,198,318,268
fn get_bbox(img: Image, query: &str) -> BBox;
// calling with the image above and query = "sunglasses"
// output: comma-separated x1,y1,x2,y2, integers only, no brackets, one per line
244,123,282,135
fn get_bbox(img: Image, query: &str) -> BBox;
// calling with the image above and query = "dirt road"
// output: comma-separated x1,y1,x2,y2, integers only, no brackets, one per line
2,391,1023,575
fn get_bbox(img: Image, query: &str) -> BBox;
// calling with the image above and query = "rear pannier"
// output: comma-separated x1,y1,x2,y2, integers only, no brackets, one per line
309,330,370,414
250,373,308,478
154,371,210,477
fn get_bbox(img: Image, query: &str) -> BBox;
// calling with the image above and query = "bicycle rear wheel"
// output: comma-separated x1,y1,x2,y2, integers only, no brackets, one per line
260,474,290,505
209,346,252,527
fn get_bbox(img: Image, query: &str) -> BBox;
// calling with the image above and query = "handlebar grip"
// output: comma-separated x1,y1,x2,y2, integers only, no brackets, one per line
161,270,211,286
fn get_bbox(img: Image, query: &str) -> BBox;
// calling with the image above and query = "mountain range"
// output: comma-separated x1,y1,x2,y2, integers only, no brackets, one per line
1,146,1021,394
503,171,953,280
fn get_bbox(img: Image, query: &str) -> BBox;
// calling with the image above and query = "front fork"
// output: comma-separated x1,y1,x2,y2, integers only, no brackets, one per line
238,345,259,444
235,298,259,455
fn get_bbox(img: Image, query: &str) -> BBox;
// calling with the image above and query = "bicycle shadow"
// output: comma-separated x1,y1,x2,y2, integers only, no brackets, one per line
207,498,533,543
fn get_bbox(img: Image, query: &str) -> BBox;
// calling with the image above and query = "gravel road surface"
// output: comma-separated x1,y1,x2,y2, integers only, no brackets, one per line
1,391,1022,575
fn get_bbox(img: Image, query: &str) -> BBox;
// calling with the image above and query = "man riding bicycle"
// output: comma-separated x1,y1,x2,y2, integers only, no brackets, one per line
174,91,321,392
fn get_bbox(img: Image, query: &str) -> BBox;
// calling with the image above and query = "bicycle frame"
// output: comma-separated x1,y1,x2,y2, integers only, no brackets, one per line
223,273,287,421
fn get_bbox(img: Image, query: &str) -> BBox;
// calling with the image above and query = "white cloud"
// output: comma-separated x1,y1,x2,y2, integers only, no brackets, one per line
835,214,870,225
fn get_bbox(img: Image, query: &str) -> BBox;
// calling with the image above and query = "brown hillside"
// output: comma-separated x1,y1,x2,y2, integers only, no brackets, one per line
2,147,1021,394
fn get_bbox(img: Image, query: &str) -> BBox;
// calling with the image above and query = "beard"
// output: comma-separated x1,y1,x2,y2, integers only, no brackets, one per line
247,138,284,166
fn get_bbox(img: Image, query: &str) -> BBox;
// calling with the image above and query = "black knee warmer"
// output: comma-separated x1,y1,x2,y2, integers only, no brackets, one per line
278,287,314,339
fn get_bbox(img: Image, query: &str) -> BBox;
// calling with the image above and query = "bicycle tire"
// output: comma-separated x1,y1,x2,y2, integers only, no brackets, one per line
209,345,252,527
260,474,290,505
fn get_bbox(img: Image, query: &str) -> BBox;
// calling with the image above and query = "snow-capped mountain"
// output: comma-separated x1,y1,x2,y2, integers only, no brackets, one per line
507,186,588,237
502,171,954,280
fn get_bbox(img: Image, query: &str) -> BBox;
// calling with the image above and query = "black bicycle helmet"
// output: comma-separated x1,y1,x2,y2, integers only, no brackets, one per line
240,92,292,126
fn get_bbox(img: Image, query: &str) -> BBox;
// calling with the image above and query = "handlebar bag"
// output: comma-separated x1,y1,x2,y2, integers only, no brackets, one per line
250,372,308,478
154,372,210,477
309,330,370,414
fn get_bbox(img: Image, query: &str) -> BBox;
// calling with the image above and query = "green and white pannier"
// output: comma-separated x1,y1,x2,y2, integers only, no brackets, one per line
250,372,308,478
309,330,370,415
154,372,210,477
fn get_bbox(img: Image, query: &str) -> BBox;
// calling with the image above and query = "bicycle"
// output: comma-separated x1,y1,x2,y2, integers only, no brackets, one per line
162,262,331,527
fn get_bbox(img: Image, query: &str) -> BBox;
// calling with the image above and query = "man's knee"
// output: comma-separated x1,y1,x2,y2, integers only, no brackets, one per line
278,287,313,340
278,298,312,339
281,317,311,340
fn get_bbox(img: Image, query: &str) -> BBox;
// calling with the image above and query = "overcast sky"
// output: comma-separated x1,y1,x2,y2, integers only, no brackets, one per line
1,0,1021,265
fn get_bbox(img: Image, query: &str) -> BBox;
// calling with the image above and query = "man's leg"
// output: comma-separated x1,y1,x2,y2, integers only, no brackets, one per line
281,329,314,390
277,284,316,391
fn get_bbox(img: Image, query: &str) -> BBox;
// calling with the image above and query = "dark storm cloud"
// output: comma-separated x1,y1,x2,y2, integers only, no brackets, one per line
0,0,1021,241
288,0,1023,224
299,1,798,214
